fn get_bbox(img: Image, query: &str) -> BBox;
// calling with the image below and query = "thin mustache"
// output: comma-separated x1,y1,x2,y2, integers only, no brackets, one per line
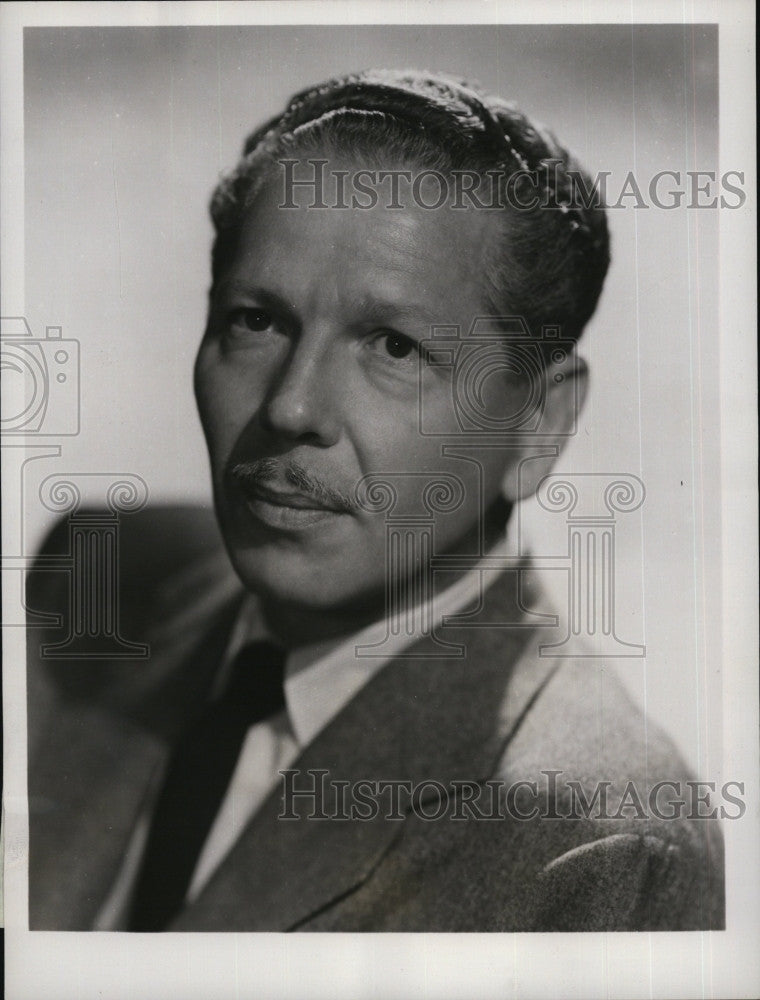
230,459,357,513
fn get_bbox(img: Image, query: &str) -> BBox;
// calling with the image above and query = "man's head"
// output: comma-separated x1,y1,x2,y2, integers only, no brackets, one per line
194,69,610,636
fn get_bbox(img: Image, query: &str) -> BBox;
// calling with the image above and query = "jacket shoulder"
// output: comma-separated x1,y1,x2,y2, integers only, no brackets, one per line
26,503,239,715
27,503,228,620
29,503,224,586
489,656,725,930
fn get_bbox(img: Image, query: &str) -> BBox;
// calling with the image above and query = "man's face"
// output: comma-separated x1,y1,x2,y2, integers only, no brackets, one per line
195,162,522,618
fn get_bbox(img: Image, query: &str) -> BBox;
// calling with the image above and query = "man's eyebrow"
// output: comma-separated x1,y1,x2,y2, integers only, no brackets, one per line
217,281,444,330
350,294,442,330
214,280,295,316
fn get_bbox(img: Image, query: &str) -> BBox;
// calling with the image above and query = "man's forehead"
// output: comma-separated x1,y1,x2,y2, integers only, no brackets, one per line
234,174,493,287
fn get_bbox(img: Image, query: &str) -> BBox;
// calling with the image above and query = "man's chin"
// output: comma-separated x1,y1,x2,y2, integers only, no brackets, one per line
226,544,384,615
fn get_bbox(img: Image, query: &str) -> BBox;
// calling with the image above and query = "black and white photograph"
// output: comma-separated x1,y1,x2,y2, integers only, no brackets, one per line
1,2,757,998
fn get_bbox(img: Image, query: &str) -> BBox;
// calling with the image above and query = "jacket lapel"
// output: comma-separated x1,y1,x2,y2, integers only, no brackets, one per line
172,567,560,931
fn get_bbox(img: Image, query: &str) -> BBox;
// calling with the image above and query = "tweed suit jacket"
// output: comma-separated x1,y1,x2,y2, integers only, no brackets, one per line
26,505,725,932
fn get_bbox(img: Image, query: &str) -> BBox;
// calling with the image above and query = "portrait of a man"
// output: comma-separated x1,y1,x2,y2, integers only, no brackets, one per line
22,55,727,936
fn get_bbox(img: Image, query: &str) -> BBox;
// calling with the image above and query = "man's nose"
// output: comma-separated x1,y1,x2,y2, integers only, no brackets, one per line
259,336,342,446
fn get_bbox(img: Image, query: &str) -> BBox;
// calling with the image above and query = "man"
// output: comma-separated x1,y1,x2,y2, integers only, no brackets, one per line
26,69,724,931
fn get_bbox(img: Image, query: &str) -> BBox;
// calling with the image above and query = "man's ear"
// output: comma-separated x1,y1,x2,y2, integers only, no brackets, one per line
501,353,589,503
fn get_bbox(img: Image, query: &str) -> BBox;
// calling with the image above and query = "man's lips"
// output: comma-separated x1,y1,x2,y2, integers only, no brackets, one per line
226,458,357,531
243,481,343,513
233,478,350,531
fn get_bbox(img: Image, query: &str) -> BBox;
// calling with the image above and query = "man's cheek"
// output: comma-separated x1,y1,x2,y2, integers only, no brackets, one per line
352,420,428,481
200,390,252,460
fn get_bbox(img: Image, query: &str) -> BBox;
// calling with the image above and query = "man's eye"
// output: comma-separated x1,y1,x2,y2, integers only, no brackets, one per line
371,330,418,362
228,307,274,333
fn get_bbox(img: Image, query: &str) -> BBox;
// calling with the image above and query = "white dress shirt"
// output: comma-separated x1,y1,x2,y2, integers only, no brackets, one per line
94,531,508,929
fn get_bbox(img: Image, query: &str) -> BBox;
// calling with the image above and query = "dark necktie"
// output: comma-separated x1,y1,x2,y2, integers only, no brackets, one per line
128,640,286,931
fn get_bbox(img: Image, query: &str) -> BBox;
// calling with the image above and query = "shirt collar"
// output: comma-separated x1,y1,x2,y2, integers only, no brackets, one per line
223,525,512,748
